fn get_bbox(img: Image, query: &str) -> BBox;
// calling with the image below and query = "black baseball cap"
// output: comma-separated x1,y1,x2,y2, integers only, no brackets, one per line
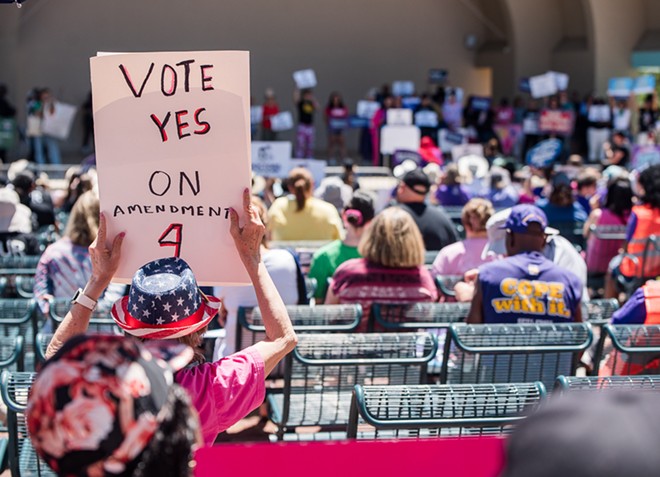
402,169,431,195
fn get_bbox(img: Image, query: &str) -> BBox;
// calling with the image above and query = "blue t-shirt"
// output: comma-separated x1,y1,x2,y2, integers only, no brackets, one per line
478,251,583,324
536,199,589,226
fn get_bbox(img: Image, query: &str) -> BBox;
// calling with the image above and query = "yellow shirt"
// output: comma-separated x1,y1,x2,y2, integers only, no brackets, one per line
268,196,343,241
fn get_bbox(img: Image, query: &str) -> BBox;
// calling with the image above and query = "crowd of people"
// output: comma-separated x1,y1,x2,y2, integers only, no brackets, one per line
0,75,656,476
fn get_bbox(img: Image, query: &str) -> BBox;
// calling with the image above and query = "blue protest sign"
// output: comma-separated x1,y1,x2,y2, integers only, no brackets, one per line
414,110,439,128
519,78,531,93
348,116,370,128
392,149,422,167
608,77,633,98
428,69,448,84
328,118,348,130
401,97,421,110
634,76,656,95
526,138,563,168
470,96,492,111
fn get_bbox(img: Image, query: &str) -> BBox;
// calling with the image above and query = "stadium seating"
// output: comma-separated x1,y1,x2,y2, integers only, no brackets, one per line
594,324,660,376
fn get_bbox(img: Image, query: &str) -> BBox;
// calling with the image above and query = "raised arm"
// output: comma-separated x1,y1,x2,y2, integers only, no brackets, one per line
46,214,124,358
230,188,297,375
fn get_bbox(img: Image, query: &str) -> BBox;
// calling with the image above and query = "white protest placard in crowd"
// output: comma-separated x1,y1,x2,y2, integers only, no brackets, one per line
386,108,413,126
270,111,294,131
289,158,327,187
380,125,420,154
91,50,251,285
529,72,558,99
250,105,263,125
588,105,611,123
634,75,656,95
608,78,634,98
357,100,380,119
438,128,466,153
451,143,484,161
549,71,569,91
293,69,317,89
251,141,292,178
414,110,439,128
392,81,415,97
41,102,78,140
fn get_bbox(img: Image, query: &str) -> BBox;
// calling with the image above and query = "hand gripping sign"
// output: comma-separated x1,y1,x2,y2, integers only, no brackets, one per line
90,51,252,285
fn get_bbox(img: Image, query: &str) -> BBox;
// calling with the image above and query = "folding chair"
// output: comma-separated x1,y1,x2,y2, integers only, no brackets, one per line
370,302,469,331
594,324,660,376
440,323,593,390
1,371,56,476
35,333,53,366
347,382,546,439
434,275,464,299
13,277,34,300
269,332,438,440
555,375,660,393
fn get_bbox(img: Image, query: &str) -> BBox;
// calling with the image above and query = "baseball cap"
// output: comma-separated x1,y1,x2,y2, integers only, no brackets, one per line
481,206,558,259
501,204,557,235
402,168,431,195
502,391,660,477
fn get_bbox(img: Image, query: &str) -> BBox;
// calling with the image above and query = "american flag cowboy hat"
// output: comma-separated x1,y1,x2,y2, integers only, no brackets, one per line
111,257,221,339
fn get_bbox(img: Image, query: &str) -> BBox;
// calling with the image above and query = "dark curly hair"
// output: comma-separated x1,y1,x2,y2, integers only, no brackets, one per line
639,163,660,209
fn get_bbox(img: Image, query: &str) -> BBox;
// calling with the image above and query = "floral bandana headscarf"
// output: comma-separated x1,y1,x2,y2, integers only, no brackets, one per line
27,334,193,476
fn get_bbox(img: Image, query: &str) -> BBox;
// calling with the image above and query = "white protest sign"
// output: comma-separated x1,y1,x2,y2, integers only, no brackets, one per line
386,108,413,126
250,105,263,125
451,143,484,161
41,102,77,140
91,51,251,285
289,158,327,187
293,69,317,89
549,71,569,91
357,100,380,119
392,81,415,97
529,72,558,99
588,105,611,123
415,110,439,128
438,128,466,153
380,125,420,154
251,141,293,178
270,111,294,131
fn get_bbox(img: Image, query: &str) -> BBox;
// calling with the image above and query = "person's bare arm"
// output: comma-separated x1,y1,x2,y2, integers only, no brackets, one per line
324,283,339,305
466,280,484,324
583,208,601,238
574,302,583,322
230,188,297,375
46,214,124,358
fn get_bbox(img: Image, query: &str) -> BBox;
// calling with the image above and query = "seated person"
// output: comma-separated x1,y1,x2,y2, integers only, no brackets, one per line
431,198,495,277
34,191,125,315
0,187,40,255
434,164,471,206
326,207,437,330
47,189,298,446
28,335,200,476
308,191,375,303
467,205,583,324
610,280,660,325
536,173,588,230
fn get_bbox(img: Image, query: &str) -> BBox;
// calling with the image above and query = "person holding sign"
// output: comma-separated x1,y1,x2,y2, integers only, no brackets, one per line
261,88,280,141
325,92,349,162
294,88,318,158
46,189,298,446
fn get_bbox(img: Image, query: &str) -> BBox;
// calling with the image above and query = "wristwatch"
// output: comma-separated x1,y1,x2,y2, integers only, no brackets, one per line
71,288,98,311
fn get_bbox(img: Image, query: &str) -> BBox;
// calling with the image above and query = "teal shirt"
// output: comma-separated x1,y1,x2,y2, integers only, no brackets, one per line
308,240,361,300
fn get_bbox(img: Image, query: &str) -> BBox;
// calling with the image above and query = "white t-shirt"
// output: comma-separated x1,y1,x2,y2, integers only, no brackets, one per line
212,248,299,358
545,235,590,302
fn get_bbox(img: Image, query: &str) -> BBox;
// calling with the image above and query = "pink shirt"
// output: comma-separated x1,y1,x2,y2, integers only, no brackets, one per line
175,346,265,445
431,237,493,276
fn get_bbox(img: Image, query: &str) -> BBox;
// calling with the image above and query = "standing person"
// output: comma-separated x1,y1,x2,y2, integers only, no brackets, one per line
46,189,298,446
467,204,583,324
308,191,375,303
638,93,659,144
81,92,94,153
587,97,612,163
442,90,463,130
39,88,62,165
267,167,342,241
370,95,393,166
294,88,318,158
25,87,45,164
261,88,279,141
0,84,16,162
325,91,349,162
326,207,438,330
431,198,495,277
395,168,459,251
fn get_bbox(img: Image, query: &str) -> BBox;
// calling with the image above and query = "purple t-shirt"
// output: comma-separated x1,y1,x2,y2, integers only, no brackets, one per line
435,184,470,206
175,345,265,445
611,287,647,325
478,251,583,324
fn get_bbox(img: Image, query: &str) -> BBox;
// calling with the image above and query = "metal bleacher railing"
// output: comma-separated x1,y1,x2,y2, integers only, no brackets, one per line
1,371,56,477
594,324,660,376
555,375,660,393
440,323,593,390
347,382,546,439
269,332,437,440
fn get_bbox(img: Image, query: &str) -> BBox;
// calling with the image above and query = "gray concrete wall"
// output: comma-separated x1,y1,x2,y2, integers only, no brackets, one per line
0,0,492,159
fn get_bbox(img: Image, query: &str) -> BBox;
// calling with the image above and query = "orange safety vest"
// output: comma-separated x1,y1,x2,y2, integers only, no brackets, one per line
620,204,660,278
644,280,660,325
